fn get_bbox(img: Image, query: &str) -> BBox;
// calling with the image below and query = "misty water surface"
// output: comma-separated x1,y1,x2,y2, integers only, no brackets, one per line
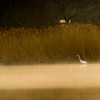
0,64,100,89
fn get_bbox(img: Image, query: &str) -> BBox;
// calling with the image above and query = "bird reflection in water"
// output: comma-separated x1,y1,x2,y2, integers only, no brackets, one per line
79,64,87,72
80,64,87,70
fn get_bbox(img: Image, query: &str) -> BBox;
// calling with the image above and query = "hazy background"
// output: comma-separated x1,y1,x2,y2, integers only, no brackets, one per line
0,0,100,64
0,0,100,28
0,1,100,99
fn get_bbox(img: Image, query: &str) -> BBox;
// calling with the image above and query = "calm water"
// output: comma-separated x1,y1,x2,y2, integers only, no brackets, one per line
0,63,100,89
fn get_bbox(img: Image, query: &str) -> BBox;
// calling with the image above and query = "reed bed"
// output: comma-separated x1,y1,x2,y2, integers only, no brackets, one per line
0,23,100,64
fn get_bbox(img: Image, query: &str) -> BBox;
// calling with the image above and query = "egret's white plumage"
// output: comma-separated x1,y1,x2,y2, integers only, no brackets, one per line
69,20,71,24
77,55,87,64
59,19,66,24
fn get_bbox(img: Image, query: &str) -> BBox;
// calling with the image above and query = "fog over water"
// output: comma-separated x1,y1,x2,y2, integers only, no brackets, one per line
0,64,100,89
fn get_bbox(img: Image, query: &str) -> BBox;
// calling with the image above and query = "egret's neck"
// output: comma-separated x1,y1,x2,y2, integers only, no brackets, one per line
78,56,81,61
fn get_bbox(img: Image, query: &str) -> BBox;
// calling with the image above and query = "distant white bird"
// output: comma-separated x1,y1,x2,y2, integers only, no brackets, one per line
77,55,87,64
59,19,66,24
68,20,71,24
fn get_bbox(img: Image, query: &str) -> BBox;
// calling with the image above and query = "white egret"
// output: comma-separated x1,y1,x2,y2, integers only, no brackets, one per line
68,20,71,24
59,19,66,24
77,55,87,64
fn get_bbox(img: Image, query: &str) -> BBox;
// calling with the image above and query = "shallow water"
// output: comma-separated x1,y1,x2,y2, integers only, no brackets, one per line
0,63,100,89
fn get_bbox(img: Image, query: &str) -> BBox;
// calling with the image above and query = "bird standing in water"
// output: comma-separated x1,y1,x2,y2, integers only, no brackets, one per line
77,55,87,64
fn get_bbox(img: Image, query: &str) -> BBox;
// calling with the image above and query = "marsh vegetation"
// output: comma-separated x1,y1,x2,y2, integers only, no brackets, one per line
0,23,100,64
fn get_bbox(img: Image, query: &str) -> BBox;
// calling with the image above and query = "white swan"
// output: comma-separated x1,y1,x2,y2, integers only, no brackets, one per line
77,55,87,64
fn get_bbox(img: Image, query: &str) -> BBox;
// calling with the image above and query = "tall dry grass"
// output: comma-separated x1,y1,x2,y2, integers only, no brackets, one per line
0,23,100,64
